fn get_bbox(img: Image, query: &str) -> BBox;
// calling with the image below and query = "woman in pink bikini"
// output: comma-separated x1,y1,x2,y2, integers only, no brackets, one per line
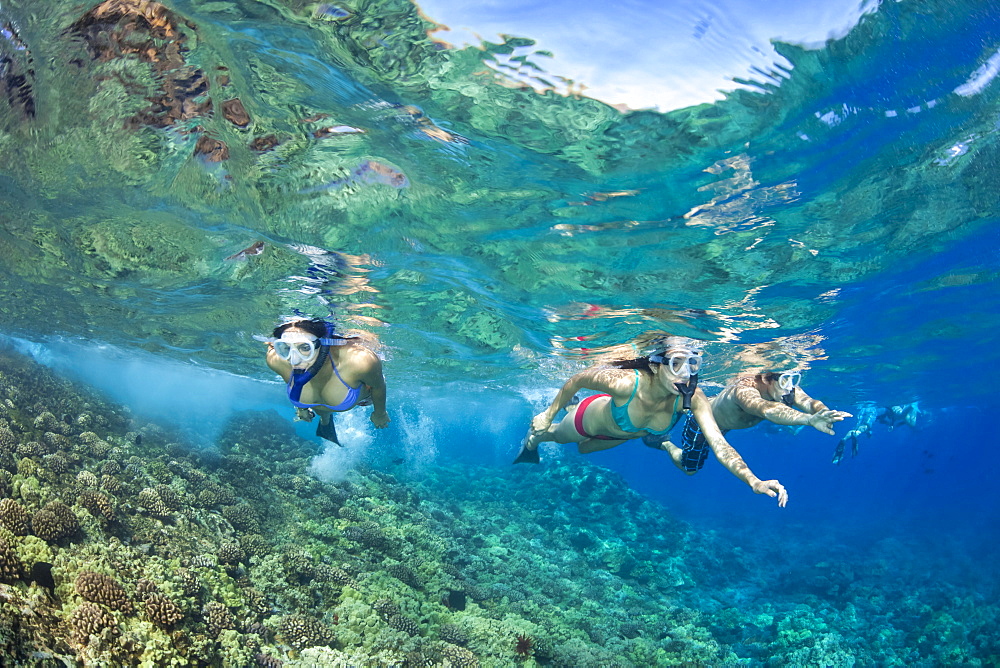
262,318,389,446
514,338,787,507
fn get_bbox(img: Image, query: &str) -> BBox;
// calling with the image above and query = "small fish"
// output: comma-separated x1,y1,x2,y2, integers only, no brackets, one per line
352,160,409,188
313,125,365,139
28,562,55,593
300,113,330,123
391,457,404,465
301,160,409,194
315,3,350,19
225,241,265,261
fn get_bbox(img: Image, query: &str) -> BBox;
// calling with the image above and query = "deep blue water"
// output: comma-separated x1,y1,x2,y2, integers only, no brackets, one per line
2,0,1000,663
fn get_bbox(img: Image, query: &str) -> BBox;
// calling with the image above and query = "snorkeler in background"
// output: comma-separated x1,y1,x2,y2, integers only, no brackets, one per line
644,371,852,473
260,318,389,446
833,401,921,464
514,338,788,507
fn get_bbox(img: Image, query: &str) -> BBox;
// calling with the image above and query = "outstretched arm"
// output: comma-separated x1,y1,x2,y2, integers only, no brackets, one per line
531,368,628,433
360,352,390,428
734,386,851,435
693,391,788,507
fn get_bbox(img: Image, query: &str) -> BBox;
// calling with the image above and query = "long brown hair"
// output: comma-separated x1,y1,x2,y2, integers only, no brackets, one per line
271,318,357,343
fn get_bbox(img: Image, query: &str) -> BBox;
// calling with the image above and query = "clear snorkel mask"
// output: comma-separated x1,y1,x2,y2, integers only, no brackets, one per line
254,320,344,367
777,371,801,407
650,348,703,410
273,332,321,366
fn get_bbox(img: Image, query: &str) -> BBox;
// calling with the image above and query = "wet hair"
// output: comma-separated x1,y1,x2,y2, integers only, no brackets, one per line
272,318,357,343
609,337,703,375
759,371,783,384
609,356,656,374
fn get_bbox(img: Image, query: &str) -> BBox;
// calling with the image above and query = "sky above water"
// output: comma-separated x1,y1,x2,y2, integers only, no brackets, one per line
415,0,878,110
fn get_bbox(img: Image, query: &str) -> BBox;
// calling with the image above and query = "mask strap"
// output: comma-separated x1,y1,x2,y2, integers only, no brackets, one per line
319,321,348,346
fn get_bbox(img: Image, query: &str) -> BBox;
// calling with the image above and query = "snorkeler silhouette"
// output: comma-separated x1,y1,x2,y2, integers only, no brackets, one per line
833,402,921,464
515,338,788,507
259,318,389,445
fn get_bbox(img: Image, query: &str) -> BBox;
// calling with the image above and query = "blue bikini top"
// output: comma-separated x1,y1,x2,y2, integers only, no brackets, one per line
609,369,683,435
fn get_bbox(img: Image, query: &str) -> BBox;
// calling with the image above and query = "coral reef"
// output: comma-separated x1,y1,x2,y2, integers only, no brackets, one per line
0,348,995,666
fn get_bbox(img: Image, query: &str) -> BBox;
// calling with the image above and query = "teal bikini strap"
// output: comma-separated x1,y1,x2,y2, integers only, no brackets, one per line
668,394,683,430
626,369,640,404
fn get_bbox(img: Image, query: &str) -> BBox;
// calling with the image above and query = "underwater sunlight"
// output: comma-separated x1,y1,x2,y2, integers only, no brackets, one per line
0,0,999,665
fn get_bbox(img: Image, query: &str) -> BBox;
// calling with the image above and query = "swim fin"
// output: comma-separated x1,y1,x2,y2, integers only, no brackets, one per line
316,418,342,446
513,440,540,464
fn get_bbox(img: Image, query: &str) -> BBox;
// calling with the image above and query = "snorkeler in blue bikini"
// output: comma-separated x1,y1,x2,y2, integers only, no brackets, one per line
262,318,389,445
515,338,788,507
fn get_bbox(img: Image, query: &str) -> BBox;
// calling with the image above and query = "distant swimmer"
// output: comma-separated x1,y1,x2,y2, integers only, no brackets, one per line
833,401,921,464
643,371,853,473
514,338,788,507
259,318,389,445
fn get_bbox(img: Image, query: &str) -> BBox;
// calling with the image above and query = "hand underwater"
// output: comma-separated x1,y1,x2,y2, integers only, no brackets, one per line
370,411,390,429
752,479,788,507
809,409,852,436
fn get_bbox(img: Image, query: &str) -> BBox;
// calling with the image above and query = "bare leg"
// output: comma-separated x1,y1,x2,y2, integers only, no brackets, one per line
577,437,628,454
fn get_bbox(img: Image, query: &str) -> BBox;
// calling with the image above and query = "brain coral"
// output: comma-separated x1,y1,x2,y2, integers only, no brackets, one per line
0,537,24,582
278,614,336,651
145,593,184,627
387,613,420,637
221,503,260,532
0,498,31,535
32,500,79,541
203,601,236,637
439,643,480,667
78,490,115,522
69,602,119,644
75,570,133,612
439,623,470,647
0,426,17,453
176,568,201,596
137,487,172,517
217,542,246,565
372,598,400,621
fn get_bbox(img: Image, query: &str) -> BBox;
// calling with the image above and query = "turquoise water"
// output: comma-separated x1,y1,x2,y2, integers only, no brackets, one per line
1,0,999,665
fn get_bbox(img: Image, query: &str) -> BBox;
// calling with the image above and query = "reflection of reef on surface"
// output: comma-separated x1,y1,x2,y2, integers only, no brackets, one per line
0,347,995,666
0,0,999,383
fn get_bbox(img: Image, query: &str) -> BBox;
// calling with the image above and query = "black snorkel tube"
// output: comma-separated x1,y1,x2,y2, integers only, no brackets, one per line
781,387,796,407
674,374,698,411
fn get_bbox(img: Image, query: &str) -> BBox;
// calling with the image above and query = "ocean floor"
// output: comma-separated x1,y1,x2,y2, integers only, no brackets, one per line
0,346,996,667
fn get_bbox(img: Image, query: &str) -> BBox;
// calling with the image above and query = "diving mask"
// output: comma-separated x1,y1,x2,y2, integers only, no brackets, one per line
274,332,321,366
650,350,703,378
777,371,801,406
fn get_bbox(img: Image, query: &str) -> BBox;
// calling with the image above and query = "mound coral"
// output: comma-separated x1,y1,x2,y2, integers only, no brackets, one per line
69,602,118,644
77,490,115,522
75,571,133,613
145,593,184,627
0,537,24,583
31,500,79,542
0,498,31,535
203,601,236,637
278,614,336,651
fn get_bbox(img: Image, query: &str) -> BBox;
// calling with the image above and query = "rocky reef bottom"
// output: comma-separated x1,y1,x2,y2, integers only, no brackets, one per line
0,345,996,667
